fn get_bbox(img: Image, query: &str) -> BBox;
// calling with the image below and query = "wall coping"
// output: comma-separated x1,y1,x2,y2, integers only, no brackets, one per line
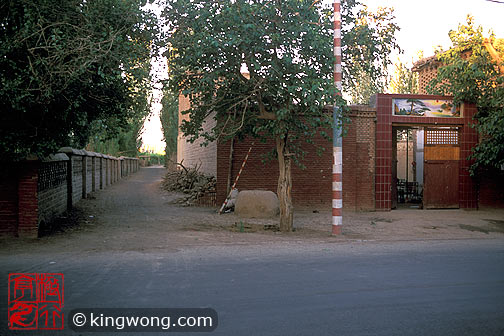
42,153,69,162
58,147,126,160
82,150,96,157
58,147,86,156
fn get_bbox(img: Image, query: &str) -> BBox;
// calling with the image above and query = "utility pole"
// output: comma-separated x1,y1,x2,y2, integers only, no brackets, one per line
332,0,343,235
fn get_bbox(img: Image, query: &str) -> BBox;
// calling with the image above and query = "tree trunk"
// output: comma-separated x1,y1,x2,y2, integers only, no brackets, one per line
276,134,293,232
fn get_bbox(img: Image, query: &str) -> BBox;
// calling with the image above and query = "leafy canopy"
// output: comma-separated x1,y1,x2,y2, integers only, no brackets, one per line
0,0,159,160
427,16,504,171
164,0,341,158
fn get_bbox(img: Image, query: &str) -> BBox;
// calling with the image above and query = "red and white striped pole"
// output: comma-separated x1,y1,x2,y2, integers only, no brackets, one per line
332,0,343,235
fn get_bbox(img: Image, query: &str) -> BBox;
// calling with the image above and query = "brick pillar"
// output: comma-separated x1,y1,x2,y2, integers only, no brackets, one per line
99,157,103,189
82,155,87,199
17,161,39,238
66,155,73,209
91,156,96,192
106,158,110,186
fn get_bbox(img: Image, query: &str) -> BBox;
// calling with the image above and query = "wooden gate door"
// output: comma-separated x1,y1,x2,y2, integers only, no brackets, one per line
423,128,460,209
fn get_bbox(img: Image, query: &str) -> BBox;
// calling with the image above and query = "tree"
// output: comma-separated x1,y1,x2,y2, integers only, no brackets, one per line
427,16,504,172
341,1,401,103
164,0,401,231
0,0,159,160
389,59,419,94
164,0,342,231
160,85,179,163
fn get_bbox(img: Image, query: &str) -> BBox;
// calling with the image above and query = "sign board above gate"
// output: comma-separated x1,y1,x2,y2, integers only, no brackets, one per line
392,98,461,118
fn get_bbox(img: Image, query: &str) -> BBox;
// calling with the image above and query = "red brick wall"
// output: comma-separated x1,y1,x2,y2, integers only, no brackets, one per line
17,161,39,238
216,106,376,210
343,107,376,211
1,151,139,238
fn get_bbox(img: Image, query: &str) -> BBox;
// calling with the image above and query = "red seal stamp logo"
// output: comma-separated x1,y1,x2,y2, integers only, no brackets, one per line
8,273,64,330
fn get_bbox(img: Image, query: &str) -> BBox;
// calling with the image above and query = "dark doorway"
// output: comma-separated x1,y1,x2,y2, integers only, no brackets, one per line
392,127,424,209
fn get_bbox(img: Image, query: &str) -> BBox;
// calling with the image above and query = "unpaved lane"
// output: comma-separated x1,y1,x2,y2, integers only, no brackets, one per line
2,166,504,257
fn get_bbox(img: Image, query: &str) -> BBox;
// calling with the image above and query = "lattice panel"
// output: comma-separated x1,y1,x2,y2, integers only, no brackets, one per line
38,161,67,192
426,129,459,145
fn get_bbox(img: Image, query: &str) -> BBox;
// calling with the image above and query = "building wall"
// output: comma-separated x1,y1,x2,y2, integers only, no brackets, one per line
343,106,376,211
374,93,478,210
416,65,440,95
216,106,376,210
177,94,217,176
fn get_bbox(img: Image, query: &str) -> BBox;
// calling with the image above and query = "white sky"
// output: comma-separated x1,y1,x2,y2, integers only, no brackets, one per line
141,0,504,151
345,0,504,64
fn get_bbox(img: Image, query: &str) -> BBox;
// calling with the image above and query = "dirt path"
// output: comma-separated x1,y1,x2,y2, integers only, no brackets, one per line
2,167,504,255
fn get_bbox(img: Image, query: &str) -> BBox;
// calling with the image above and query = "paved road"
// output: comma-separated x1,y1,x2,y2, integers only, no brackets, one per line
1,240,504,336
1,167,504,335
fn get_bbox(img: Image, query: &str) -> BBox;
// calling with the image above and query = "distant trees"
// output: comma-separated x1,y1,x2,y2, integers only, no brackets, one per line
0,0,160,160
342,1,401,103
389,59,419,94
427,16,504,171
160,86,179,163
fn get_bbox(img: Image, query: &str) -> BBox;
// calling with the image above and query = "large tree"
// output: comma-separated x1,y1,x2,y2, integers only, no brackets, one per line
0,0,159,160
164,0,400,231
165,0,339,231
427,16,504,172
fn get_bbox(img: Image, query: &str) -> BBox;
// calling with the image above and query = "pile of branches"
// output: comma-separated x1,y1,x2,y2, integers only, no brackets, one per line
162,161,216,206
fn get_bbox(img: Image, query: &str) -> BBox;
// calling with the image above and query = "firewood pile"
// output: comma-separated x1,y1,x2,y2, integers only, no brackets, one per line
162,161,216,206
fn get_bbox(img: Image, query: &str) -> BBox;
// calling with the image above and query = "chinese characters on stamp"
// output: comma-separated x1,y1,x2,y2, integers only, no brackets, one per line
8,273,64,330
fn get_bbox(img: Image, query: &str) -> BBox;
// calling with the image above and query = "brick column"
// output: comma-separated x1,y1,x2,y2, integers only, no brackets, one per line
82,155,87,199
91,155,96,192
17,160,39,238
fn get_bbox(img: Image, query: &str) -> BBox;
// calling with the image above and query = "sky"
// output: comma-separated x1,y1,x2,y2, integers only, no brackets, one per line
358,0,504,64
141,0,504,152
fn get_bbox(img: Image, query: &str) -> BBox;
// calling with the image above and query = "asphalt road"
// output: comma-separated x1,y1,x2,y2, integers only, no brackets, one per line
1,239,503,336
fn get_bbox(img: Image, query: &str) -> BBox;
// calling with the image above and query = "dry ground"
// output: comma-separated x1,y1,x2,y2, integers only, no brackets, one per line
1,166,503,255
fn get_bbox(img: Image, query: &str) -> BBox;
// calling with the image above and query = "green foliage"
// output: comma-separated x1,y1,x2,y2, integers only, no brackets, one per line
140,152,165,166
342,1,401,103
160,85,179,159
86,117,145,157
427,16,504,172
389,59,418,94
0,0,159,161
164,0,342,160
